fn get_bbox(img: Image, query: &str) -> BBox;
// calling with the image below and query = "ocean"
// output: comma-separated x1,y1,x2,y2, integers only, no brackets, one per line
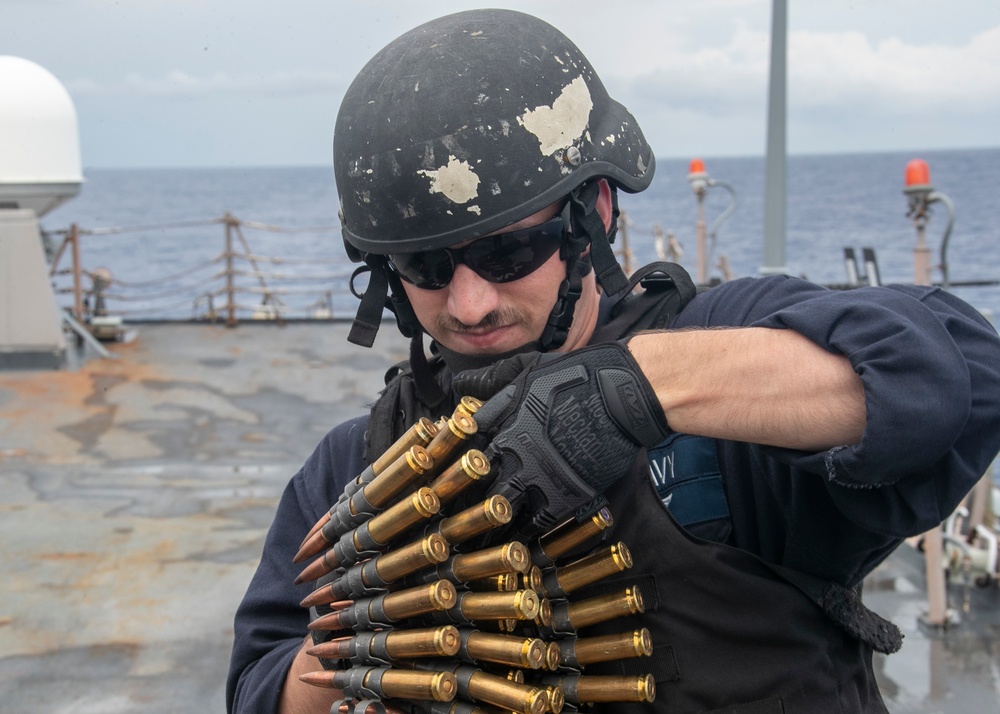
40,147,1000,322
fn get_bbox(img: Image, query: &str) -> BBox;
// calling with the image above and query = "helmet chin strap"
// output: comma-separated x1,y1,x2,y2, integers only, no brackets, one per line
539,181,626,351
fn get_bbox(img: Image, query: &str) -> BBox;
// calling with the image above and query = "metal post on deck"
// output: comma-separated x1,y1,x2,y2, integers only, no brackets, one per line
688,159,709,286
69,223,83,321
224,213,237,327
761,0,788,277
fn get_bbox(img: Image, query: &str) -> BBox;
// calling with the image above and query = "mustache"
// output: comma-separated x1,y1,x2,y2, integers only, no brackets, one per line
435,308,532,333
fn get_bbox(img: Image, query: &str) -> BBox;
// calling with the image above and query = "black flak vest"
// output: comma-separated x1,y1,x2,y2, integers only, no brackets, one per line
362,262,899,713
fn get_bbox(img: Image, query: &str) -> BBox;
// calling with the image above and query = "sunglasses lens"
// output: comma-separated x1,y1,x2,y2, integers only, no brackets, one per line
465,227,561,283
390,249,454,289
389,215,565,289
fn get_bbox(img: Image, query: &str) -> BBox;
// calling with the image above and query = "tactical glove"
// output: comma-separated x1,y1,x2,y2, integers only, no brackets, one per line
454,342,669,536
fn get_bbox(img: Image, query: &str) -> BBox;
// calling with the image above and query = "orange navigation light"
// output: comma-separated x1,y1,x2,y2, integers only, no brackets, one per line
904,159,931,190
688,158,709,194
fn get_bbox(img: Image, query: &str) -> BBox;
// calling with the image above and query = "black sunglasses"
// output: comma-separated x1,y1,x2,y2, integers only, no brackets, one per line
388,212,567,290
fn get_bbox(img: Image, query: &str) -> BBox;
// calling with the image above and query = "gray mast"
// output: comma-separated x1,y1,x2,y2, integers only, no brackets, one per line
761,0,788,276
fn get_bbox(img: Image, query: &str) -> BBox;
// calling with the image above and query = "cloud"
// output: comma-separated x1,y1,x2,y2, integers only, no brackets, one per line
67,69,346,98
611,23,1000,118
791,25,1000,111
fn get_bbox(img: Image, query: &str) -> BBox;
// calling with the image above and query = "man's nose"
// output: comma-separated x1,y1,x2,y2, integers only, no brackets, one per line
446,263,501,326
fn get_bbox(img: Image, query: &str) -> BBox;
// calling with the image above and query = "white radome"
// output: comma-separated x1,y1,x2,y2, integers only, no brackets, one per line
0,56,83,216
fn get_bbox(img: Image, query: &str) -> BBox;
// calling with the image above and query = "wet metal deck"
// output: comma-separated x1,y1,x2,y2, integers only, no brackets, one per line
0,324,997,713
0,323,409,713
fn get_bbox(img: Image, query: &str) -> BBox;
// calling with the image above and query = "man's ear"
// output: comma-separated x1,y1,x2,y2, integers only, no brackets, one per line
595,178,613,232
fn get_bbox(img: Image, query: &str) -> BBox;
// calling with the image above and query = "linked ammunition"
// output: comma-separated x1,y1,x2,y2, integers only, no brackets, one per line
425,413,478,470
372,417,440,475
306,625,461,661
414,541,531,588
459,630,547,670
294,446,436,563
532,508,614,567
299,417,439,550
546,673,655,705
300,533,451,606
435,495,513,545
295,448,430,563
428,449,491,504
555,585,644,632
540,542,632,598
466,572,519,593
556,628,652,668
300,666,458,703
296,488,442,583
308,580,457,631
451,589,541,622
424,662,550,714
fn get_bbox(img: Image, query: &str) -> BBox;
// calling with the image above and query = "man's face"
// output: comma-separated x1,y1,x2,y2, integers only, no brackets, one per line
397,201,600,356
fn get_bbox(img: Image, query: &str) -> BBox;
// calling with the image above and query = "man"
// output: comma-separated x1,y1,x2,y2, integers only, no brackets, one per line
227,9,1000,714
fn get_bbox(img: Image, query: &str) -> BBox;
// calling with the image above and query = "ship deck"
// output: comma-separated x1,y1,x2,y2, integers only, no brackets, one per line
0,323,997,713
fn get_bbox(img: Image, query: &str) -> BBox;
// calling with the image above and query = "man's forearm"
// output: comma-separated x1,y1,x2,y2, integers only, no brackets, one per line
278,636,340,714
627,327,865,451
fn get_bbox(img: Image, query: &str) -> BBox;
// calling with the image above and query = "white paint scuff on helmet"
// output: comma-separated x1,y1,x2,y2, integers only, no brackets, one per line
517,75,593,156
417,155,481,204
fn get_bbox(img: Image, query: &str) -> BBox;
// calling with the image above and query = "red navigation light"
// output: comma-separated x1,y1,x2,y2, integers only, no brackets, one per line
904,159,931,188
689,158,706,175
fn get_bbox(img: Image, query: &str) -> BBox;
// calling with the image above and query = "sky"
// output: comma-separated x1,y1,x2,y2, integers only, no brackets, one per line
2,0,999,169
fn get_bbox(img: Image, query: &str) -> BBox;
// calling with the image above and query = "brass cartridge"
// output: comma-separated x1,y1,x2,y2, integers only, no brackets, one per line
465,631,547,670
456,395,484,419
465,669,548,714
429,449,491,504
560,628,652,667
375,532,450,583
372,417,439,474
379,668,458,702
360,445,435,512
425,412,478,467
457,589,541,621
520,565,543,594
534,508,614,564
302,667,458,702
383,580,458,622
544,642,561,671
307,625,461,660
467,572,519,592
382,626,462,659
366,487,441,545
308,580,457,631
452,542,531,581
437,495,512,545
562,585,644,630
544,542,632,597
543,683,565,714
570,674,655,704
533,598,553,629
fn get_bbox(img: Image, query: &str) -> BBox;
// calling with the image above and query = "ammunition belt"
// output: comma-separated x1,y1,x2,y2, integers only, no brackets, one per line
293,397,655,713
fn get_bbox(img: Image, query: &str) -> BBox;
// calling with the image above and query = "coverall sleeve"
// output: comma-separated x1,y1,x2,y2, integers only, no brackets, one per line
673,275,1000,537
226,417,368,713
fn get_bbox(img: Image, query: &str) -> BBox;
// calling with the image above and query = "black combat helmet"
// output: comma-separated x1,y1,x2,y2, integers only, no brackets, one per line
337,8,655,349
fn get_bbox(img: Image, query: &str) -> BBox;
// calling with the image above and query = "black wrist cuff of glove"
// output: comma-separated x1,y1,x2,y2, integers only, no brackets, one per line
593,341,669,447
